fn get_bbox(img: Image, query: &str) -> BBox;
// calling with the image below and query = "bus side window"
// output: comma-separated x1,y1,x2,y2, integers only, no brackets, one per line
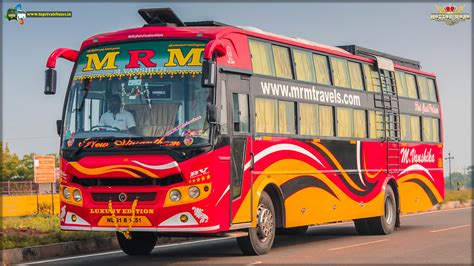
249,40,275,76
395,71,408,97
405,74,419,99
294,49,316,82
348,62,364,91
278,100,296,134
368,110,383,139
232,93,249,133
400,114,410,141
256,98,278,133
410,115,421,141
319,105,334,137
422,117,433,142
299,103,319,136
331,57,351,89
432,118,440,142
427,78,438,102
336,107,353,137
353,109,367,138
363,64,381,93
272,45,293,79
417,76,430,101
313,54,331,85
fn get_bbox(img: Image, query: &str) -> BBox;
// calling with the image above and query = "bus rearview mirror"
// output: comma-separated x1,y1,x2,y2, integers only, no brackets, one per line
56,120,63,136
201,60,216,87
44,68,57,95
207,103,217,123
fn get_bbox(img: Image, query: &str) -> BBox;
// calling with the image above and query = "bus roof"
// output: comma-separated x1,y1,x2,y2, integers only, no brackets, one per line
80,23,436,77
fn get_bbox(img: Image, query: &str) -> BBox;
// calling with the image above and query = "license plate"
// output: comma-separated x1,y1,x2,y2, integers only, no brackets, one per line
98,216,151,227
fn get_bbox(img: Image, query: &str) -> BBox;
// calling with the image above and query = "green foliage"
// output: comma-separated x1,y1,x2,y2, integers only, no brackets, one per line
1,142,59,181
1,215,113,250
443,189,474,204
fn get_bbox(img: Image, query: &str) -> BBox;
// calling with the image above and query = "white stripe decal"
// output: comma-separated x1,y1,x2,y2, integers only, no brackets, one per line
398,164,435,182
215,185,230,206
356,141,367,187
244,143,323,171
132,160,179,170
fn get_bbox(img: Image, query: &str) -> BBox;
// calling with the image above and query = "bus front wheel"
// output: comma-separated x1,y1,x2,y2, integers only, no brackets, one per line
117,231,158,256
237,191,276,255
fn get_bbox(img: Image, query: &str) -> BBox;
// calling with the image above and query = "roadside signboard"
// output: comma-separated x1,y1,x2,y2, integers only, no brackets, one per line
33,155,56,183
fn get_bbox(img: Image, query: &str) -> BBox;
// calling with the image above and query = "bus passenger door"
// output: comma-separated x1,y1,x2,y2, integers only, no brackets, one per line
226,74,252,226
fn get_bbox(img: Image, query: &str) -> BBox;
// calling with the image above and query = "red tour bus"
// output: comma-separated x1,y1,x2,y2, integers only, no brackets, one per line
44,8,444,255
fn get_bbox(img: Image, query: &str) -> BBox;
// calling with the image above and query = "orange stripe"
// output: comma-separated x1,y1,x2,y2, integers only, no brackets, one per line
69,162,158,178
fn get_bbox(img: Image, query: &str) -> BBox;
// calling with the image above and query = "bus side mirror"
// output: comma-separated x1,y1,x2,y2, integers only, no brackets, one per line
56,120,63,136
207,103,217,123
45,68,57,95
201,60,216,87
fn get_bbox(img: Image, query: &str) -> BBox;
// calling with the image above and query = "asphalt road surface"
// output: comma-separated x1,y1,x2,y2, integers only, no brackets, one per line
24,207,472,265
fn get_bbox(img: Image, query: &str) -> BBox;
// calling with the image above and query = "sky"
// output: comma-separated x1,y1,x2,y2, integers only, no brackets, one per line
1,2,472,175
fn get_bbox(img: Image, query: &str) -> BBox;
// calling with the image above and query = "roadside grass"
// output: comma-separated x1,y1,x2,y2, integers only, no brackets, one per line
443,189,474,204
0,215,113,250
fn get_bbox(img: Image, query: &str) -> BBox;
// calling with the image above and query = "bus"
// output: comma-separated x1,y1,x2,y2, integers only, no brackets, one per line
44,8,444,256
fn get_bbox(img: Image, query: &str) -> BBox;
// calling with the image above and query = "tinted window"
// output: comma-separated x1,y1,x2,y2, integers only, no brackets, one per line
232,93,249,133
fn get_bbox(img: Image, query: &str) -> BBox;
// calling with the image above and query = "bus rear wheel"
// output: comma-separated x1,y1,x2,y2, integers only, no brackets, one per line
237,191,276,255
117,231,158,256
353,186,396,235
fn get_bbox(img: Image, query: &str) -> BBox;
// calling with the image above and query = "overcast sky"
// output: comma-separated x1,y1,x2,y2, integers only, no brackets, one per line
2,2,472,175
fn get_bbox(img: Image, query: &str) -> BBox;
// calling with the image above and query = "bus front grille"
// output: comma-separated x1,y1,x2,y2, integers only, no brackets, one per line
91,192,156,202
71,174,183,187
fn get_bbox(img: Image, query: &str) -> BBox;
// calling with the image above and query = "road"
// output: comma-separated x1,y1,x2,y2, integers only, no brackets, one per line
24,207,472,265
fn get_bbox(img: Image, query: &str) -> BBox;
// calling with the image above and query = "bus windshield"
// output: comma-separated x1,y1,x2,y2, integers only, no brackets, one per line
62,40,210,149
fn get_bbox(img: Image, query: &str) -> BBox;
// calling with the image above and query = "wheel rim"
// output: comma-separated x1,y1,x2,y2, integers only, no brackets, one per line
384,197,394,225
256,203,274,242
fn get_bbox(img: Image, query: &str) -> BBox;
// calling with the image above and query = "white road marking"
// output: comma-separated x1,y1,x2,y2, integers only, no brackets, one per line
23,206,472,264
22,238,233,265
429,224,470,233
329,239,389,251
248,261,262,265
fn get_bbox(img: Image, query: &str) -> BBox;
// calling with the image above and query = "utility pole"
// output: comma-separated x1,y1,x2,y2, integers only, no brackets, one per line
445,153,454,190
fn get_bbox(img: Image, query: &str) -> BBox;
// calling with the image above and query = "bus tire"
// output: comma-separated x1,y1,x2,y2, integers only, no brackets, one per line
276,226,309,235
117,231,157,256
237,191,276,255
369,185,397,235
353,219,372,235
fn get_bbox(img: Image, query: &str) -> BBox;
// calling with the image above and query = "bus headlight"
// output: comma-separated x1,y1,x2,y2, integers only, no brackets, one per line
188,186,200,198
73,189,82,202
63,187,71,199
169,189,181,202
